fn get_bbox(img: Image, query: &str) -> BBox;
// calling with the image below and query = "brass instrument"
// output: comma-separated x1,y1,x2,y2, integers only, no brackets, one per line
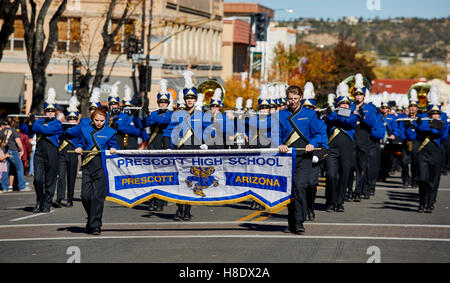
340,74,372,100
408,82,431,111
197,79,225,109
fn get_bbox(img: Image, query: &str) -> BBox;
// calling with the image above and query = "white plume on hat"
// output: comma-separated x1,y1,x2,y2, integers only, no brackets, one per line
159,79,169,94
268,85,276,101
124,84,132,101
372,94,382,108
211,88,222,101
279,84,286,99
177,89,185,104
382,91,390,104
429,86,440,106
183,70,195,89
195,93,204,110
303,82,315,100
328,93,335,105
400,94,409,108
258,84,269,100
46,88,57,104
90,87,101,103
235,97,243,110
67,95,80,112
364,88,370,103
337,83,350,98
245,98,253,109
354,73,364,89
410,89,418,102
109,81,121,98
168,94,174,111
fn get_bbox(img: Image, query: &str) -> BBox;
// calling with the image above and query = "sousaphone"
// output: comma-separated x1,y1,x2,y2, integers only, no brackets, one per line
197,79,225,108
408,82,430,111
340,74,371,100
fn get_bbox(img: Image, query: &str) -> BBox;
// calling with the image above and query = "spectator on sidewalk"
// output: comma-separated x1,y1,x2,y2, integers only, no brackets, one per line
1,117,31,192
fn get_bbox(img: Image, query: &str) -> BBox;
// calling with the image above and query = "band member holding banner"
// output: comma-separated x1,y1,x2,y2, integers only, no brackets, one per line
323,83,357,212
406,89,448,213
278,85,327,234
163,70,210,221
351,74,377,201
67,108,118,235
144,79,174,211
31,88,63,213
55,96,81,208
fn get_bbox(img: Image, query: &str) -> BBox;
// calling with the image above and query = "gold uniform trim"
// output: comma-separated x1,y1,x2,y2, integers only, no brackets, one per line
149,126,160,144
418,137,430,152
328,128,341,144
59,140,69,152
176,129,193,149
284,130,300,147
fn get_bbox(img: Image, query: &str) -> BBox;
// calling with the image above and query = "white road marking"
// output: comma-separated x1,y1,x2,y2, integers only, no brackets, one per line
0,235,449,242
9,211,54,222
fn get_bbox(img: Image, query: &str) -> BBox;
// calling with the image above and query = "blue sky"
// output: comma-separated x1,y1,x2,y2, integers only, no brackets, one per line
224,0,450,21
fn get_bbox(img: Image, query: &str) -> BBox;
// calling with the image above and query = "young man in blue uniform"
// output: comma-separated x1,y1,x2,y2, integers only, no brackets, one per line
31,88,63,213
144,79,174,211
406,92,448,213
351,74,377,201
278,85,327,234
163,71,210,221
56,96,81,208
323,84,358,212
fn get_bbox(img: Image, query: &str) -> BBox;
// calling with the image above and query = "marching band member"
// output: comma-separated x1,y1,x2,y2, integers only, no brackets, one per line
55,96,81,208
405,90,420,188
397,94,413,187
31,88,63,213
203,88,226,149
302,82,328,221
406,89,448,213
163,70,210,221
246,85,273,210
107,82,146,150
121,85,150,149
278,85,326,234
366,94,386,196
144,79,174,212
352,74,377,201
80,87,102,126
67,108,118,235
379,92,404,182
323,83,357,212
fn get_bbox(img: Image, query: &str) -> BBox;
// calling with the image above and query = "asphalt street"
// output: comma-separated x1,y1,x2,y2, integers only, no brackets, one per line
0,172,449,264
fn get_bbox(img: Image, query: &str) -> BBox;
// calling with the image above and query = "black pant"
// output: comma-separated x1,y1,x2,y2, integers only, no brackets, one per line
354,127,370,197
287,150,311,230
57,144,78,202
367,138,381,192
33,139,59,210
81,156,107,229
417,141,441,208
326,133,355,206
306,163,320,212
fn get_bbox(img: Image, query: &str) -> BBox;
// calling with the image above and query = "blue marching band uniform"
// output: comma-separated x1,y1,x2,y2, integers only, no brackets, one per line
27,71,449,235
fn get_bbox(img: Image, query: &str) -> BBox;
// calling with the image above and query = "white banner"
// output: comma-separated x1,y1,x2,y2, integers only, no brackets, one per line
102,148,296,210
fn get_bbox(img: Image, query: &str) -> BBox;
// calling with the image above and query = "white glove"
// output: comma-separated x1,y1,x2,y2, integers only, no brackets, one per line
312,156,319,164
200,144,208,150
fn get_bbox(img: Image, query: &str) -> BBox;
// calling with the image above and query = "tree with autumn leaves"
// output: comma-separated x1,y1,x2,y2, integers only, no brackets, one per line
223,39,376,109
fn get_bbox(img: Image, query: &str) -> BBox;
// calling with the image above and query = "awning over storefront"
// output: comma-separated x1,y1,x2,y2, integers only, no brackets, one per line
0,73,25,103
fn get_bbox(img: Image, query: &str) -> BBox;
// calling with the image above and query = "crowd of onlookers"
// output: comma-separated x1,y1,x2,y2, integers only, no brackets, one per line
0,117,33,193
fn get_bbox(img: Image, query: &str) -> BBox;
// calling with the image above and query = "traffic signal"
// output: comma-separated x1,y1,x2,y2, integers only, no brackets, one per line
126,35,137,59
253,13,269,41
